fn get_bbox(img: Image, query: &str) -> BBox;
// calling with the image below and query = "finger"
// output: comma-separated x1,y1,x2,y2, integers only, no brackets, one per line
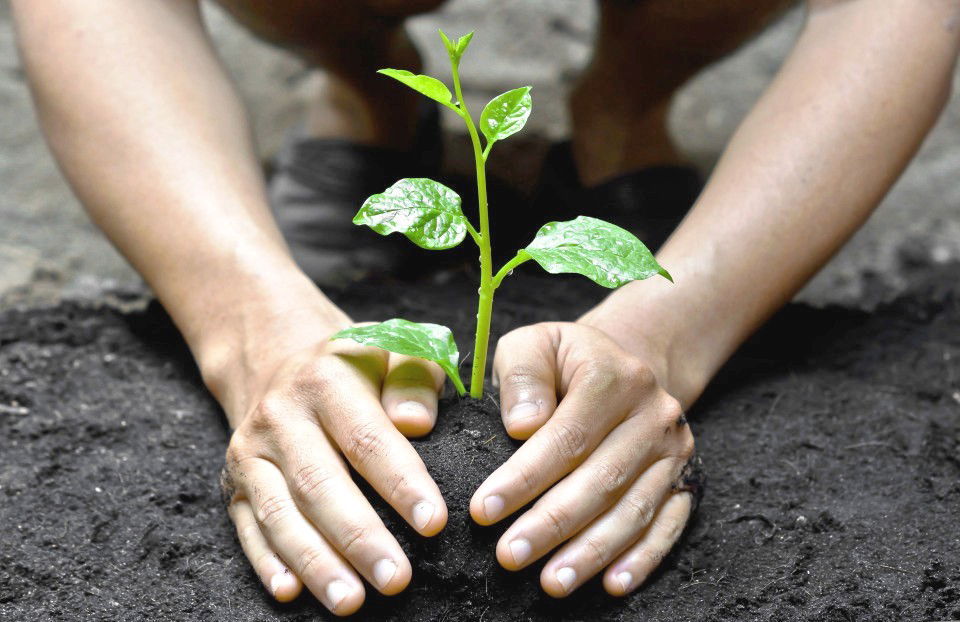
273,420,414,595
228,498,303,602
492,326,558,439
472,365,665,526
493,416,667,571
470,401,614,526
237,456,366,615
603,492,693,596
313,360,448,537
538,458,681,597
381,353,445,438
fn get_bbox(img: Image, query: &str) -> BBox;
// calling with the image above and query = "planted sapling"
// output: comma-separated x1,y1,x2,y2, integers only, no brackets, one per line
332,30,672,398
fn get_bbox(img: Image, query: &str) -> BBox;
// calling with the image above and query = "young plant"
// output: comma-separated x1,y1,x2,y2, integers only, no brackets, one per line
332,31,671,399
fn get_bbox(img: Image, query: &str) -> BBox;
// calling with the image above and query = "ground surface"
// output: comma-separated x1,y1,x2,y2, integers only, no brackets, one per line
1,265,959,621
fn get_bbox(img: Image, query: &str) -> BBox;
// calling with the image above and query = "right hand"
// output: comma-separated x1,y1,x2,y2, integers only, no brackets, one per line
210,303,448,616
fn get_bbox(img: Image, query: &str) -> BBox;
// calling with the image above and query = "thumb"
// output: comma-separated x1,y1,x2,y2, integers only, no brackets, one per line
492,324,559,440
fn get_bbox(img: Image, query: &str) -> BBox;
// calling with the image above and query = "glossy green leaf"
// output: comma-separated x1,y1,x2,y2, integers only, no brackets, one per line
354,178,469,250
377,69,454,108
480,86,532,144
520,216,672,288
439,30,474,63
332,319,465,395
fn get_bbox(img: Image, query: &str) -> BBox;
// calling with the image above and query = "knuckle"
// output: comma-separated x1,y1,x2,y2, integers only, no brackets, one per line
297,546,328,578
540,504,573,539
338,523,371,557
638,545,666,567
590,460,631,497
343,421,387,467
583,534,609,567
659,396,685,425
501,365,543,392
291,462,337,502
619,358,654,388
293,362,336,399
386,361,435,387
255,493,295,528
226,434,254,465
386,470,414,504
550,420,589,463
580,360,615,389
621,490,657,526
247,396,289,434
515,461,540,493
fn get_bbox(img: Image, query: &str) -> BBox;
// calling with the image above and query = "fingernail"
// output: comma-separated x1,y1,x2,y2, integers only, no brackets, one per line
508,538,532,565
373,559,398,589
325,579,351,611
556,566,577,593
507,400,539,423
616,571,633,593
264,556,296,598
412,500,435,530
269,571,296,597
483,494,505,521
396,400,429,420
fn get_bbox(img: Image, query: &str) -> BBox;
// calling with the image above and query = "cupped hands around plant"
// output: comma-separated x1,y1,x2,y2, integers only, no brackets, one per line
333,30,672,397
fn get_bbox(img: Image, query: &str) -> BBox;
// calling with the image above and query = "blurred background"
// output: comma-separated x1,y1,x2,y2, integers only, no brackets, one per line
1,1,958,309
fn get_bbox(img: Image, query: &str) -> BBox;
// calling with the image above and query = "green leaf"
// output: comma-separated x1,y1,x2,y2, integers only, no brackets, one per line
455,32,474,57
520,216,672,288
479,86,532,144
438,30,474,63
354,178,469,250
332,319,465,395
377,69,454,109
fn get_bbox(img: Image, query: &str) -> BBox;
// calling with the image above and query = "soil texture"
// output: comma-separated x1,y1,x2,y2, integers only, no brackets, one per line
1,265,959,621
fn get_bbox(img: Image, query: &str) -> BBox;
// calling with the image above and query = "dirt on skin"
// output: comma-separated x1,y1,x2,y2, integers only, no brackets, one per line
1,265,959,622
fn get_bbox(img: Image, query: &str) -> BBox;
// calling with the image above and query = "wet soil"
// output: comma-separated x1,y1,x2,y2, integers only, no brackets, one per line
1,265,959,621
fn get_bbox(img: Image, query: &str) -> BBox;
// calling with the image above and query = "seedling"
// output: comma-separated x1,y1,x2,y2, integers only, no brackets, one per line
333,31,671,398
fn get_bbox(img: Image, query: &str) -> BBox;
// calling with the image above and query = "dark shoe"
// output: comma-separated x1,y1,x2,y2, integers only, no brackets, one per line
529,141,704,251
269,103,444,286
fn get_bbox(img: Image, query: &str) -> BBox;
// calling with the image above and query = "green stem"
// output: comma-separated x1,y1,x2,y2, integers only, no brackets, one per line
491,253,531,290
451,59,493,398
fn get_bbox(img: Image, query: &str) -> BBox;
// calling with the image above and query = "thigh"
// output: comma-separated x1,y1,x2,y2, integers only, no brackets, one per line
600,0,798,60
213,0,447,51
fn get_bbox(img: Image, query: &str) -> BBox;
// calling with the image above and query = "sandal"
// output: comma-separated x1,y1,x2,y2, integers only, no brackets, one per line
269,102,444,286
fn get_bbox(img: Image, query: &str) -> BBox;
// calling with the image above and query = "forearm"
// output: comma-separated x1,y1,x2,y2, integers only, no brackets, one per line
12,0,350,384
581,0,960,406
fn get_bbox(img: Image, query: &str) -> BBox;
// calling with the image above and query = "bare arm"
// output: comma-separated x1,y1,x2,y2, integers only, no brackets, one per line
581,0,960,406
11,0,338,380
11,1,448,614
480,0,960,599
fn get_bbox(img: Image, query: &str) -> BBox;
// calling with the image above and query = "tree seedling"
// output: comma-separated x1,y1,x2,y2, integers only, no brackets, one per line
332,30,671,398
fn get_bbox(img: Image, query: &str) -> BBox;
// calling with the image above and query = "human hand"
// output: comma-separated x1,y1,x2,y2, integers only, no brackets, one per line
213,307,448,616
470,322,696,597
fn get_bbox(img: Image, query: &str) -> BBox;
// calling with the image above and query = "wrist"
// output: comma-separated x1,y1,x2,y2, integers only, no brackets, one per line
177,254,351,416
577,277,712,408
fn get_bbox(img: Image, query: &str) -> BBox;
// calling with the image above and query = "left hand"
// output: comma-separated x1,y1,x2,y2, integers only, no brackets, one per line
470,322,696,597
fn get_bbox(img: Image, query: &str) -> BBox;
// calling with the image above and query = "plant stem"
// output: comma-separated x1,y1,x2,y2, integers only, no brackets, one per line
451,60,493,398
491,253,531,289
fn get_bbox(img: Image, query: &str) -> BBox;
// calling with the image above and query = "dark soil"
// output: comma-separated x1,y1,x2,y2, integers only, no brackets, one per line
1,264,959,621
